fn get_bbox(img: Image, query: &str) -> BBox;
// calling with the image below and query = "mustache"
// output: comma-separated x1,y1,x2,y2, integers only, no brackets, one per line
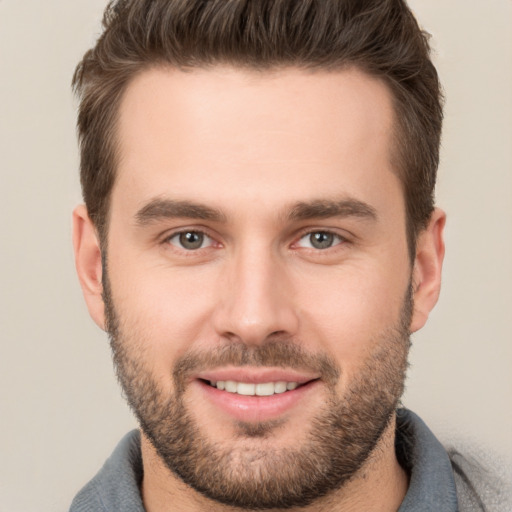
172,339,340,391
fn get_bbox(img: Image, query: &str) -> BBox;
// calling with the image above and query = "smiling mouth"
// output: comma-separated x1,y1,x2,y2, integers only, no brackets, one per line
203,379,312,396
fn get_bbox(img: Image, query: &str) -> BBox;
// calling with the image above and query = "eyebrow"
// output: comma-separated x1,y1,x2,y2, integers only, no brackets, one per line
135,196,377,227
135,198,226,225
287,198,377,222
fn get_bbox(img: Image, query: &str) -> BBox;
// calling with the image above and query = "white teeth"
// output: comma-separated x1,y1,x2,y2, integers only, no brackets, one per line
274,381,287,394
225,380,238,393
255,382,275,396
211,380,300,396
237,382,256,396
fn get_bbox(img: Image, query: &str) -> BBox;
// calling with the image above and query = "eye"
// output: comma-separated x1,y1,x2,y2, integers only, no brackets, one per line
167,230,214,250
297,231,344,250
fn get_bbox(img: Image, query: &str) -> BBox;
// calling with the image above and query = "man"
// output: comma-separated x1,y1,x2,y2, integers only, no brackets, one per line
69,1,507,511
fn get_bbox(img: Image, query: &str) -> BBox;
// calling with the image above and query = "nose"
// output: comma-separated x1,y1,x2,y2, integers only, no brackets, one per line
212,244,299,345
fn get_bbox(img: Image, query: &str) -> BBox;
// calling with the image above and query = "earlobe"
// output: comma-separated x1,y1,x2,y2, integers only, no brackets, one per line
410,208,446,333
72,204,106,330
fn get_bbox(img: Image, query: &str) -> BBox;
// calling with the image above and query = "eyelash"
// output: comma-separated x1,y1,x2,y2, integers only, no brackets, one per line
161,228,349,253
164,229,217,251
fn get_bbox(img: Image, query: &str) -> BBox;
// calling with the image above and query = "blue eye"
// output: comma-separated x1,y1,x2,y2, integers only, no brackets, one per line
298,231,343,250
168,231,213,250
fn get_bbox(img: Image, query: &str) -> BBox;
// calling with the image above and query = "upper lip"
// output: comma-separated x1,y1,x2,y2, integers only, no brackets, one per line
194,367,320,385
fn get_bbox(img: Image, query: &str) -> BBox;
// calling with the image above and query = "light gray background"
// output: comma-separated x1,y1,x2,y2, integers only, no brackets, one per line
0,1,511,511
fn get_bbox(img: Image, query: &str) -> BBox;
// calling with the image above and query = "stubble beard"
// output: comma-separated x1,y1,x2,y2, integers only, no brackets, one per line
103,271,412,509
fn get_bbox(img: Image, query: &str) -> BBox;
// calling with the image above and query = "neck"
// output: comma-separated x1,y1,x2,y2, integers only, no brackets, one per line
140,417,408,512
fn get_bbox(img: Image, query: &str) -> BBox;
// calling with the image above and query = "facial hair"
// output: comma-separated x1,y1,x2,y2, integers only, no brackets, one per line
103,271,412,509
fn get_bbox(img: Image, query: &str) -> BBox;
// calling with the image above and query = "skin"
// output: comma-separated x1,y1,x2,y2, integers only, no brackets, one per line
73,66,445,511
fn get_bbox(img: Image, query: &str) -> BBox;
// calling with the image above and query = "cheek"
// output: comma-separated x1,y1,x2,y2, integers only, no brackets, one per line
107,257,221,374
294,263,409,360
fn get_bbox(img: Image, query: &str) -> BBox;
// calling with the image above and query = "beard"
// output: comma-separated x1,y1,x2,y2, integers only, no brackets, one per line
103,271,412,510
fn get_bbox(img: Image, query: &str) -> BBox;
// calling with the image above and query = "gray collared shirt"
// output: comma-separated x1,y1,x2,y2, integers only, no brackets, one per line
396,409,458,511
69,409,503,511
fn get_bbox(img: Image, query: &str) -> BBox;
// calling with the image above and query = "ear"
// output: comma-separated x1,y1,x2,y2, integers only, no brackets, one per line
72,204,106,330
410,208,446,333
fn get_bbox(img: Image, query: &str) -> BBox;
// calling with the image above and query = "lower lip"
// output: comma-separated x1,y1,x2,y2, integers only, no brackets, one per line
195,379,319,423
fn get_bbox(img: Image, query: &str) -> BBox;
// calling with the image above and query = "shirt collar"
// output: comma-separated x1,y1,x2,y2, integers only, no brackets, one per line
397,408,458,511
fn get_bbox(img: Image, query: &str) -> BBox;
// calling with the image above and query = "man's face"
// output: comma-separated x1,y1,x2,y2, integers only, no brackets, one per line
102,67,415,508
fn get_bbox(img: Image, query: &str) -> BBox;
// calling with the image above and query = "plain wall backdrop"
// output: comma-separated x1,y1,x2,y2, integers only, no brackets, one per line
0,1,511,510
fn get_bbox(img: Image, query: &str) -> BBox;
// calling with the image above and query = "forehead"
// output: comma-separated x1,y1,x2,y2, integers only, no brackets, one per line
113,66,399,218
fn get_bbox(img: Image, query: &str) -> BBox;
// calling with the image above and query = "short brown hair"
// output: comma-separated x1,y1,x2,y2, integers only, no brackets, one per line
73,0,443,256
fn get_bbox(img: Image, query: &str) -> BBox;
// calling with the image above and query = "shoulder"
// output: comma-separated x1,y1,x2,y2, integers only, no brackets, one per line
448,447,512,512
396,409,512,512
69,479,106,512
69,430,144,512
